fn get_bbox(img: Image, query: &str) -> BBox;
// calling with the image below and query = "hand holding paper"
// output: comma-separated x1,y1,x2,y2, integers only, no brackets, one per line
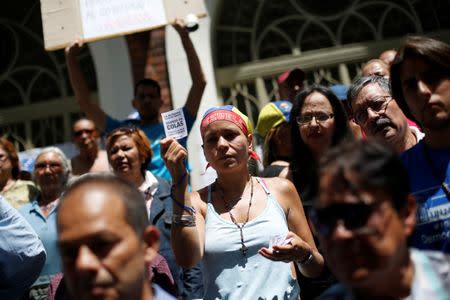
259,231,312,263
160,137,188,184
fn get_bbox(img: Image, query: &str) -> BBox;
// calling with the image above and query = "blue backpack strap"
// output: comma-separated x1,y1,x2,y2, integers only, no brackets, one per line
255,177,271,195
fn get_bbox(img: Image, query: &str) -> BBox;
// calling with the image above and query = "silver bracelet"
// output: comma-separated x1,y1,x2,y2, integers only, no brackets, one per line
172,214,196,227
297,251,314,266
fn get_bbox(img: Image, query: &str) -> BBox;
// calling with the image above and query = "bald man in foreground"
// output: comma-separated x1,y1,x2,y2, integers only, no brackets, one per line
57,174,175,300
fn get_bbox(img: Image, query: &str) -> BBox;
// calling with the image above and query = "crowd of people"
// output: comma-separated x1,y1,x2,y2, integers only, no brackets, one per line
1,24,449,300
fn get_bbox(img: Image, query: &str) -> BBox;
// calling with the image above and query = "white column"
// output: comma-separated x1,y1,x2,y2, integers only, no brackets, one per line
166,16,220,190
89,37,134,119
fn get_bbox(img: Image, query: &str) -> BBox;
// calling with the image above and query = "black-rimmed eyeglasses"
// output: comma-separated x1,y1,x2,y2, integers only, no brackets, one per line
296,112,334,125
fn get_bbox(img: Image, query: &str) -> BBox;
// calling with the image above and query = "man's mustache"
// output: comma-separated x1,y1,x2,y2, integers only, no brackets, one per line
372,118,392,133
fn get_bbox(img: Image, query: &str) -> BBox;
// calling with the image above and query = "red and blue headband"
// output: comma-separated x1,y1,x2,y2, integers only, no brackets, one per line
200,105,260,161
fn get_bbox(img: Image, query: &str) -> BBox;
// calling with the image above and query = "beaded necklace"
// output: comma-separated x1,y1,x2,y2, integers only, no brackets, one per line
215,176,254,256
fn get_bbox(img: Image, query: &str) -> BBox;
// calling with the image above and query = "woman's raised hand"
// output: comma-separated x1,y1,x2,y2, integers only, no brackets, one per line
161,137,188,183
65,39,83,58
172,18,189,37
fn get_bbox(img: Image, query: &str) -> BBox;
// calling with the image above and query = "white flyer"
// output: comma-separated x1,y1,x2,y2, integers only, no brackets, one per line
161,108,188,140
269,233,293,249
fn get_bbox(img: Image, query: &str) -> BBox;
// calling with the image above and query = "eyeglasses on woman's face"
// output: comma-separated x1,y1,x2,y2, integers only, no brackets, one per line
296,112,334,125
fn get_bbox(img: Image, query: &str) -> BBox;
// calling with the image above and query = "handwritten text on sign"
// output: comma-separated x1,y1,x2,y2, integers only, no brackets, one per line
79,0,167,39
161,108,188,140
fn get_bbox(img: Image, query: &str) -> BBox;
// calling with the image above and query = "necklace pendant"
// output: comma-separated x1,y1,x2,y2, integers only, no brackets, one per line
240,244,248,256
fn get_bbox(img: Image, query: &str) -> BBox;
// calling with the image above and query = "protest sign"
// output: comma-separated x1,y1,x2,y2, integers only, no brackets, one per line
40,0,207,51
161,108,188,140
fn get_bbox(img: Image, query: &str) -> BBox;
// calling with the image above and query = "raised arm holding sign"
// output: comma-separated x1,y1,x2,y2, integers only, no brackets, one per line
65,18,206,182
65,17,206,296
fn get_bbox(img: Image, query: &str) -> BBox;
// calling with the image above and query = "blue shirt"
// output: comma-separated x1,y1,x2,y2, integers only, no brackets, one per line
0,196,46,299
105,107,195,180
401,141,450,252
19,198,62,283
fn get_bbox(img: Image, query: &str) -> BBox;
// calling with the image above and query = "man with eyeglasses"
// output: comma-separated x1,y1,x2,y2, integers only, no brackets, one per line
71,118,109,176
348,75,423,154
313,139,450,299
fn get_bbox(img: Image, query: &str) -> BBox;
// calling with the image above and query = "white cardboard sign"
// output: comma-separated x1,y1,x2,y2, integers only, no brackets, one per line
161,108,188,140
80,0,167,40
40,0,207,51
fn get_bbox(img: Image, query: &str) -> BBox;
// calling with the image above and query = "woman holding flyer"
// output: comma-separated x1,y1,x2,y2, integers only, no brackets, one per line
161,105,323,299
